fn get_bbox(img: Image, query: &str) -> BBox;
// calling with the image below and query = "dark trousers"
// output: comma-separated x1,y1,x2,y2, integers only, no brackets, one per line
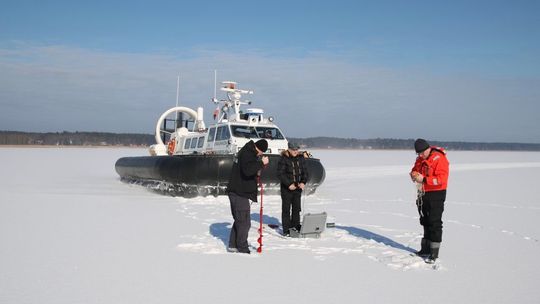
228,192,251,253
281,188,302,233
417,190,446,243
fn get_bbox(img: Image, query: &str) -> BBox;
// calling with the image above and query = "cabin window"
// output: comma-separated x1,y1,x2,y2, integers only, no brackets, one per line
184,138,191,149
231,125,258,138
197,136,204,148
207,127,216,142
255,127,284,140
216,125,231,141
230,125,284,139
190,138,198,149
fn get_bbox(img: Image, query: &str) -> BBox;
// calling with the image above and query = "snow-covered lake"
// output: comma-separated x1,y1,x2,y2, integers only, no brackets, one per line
1,147,539,303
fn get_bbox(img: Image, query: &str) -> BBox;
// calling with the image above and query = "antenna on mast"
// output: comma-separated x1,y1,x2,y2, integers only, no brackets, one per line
176,75,180,107
175,75,181,131
212,70,219,120
212,70,218,103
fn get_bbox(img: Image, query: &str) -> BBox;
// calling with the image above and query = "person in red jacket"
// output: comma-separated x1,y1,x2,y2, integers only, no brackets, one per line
410,138,449,263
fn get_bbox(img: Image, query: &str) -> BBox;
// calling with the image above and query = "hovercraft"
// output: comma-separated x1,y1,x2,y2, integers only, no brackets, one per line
115,81,325,197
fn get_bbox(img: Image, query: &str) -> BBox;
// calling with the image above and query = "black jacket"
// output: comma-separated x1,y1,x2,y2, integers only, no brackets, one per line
227,140,264,202
277,150,308,190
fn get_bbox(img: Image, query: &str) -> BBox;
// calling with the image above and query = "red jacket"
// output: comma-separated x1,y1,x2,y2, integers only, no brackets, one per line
411,147,449,192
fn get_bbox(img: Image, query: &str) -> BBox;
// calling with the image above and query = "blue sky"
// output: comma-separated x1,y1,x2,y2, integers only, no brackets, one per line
1,0,539,143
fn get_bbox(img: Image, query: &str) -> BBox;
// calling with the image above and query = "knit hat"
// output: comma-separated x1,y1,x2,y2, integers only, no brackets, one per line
255,139,268,152
288,142,300,150
414,138,430,153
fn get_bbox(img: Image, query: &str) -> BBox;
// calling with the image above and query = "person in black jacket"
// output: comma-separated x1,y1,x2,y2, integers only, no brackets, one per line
277,142,308,236
226,139,269,254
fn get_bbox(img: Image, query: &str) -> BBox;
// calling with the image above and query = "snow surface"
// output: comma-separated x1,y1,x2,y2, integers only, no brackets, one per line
1,147,540,303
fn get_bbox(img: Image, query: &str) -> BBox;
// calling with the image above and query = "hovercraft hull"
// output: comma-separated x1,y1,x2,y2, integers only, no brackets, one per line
115,154,325,197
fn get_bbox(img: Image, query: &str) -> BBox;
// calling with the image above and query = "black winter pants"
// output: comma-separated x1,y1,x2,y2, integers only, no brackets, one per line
281,188,302,234
228,192,251,253
417,190,446,243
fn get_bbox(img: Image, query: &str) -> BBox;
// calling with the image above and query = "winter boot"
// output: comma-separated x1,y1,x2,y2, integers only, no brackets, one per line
416,238,430,257
425,242,440,264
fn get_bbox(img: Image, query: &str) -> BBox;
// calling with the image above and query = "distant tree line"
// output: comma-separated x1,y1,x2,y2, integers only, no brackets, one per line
1,131,539,151
0,131,154,146
287,137,540,151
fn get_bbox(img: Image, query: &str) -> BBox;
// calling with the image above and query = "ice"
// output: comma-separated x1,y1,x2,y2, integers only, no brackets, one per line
1,147,539,303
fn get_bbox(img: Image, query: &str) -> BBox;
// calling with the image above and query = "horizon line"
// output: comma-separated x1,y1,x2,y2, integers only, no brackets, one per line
1,130,540,146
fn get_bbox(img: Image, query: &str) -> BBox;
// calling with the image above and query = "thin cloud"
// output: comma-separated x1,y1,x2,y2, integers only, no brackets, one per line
0,44,538,143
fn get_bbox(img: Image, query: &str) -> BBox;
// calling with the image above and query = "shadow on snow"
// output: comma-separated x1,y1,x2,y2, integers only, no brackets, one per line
335,225,416,253
209,222,230,248
250,213,281,227
209,214,282,249
209,219,414,254
209,216,414,255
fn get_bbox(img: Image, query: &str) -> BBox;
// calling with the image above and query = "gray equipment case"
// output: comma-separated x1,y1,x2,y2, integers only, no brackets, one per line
290,212,327,238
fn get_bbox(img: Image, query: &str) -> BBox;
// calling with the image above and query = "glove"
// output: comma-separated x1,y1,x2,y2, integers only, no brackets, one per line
410,171,424,183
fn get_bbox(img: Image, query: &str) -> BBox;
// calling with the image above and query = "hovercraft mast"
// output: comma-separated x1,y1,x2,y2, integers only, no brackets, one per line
213,81,253,123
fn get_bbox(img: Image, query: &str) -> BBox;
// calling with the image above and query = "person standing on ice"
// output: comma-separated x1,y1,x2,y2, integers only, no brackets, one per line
226,139,269,254
277,142,308,236
410,138,449,263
